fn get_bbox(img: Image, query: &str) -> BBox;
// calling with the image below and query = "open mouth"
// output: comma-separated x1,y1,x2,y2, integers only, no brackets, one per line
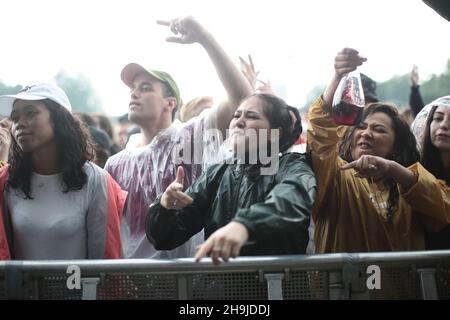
358,141,372,149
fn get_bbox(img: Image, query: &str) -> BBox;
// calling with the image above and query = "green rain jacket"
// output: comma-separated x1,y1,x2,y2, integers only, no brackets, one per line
146,152,316,256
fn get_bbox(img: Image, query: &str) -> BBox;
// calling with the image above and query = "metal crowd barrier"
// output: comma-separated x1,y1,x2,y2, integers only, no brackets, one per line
0,250,449,300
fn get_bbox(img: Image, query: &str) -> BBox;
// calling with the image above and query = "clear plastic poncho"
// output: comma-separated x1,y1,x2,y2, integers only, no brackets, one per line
411,95,450,152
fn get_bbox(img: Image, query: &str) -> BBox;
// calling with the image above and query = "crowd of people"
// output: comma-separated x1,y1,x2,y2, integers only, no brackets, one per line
0,16,448,263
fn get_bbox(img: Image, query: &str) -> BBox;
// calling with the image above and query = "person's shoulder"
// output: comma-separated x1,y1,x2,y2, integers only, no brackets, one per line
104,148,135,169
83,162,116,187
279,152,314,172
280,151,309,163
175,109,212,133
83,162,104,177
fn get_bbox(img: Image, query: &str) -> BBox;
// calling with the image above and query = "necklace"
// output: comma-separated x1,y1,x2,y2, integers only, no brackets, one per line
367,178,391,220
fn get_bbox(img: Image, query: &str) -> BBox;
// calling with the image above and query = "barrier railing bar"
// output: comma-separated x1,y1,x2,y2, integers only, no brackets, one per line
418,268,438,300
4,261,24,299
177,275,188,300
264,273,284,300
1,251,448,275
81,278,100,300
328,271,344,300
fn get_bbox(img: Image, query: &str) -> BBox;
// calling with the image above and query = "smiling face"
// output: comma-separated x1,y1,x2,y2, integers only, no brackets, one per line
350,111,396,160
229,96,272,154
10,99,55,153
430,105,450,153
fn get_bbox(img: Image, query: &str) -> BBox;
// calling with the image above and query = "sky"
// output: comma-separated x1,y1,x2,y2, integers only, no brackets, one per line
0,0,449,116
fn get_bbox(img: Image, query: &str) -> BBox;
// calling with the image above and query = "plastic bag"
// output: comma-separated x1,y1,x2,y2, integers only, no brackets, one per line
332,71,365,125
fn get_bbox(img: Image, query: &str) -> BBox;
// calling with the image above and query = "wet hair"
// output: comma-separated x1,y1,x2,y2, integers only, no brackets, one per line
421,105,450,185
339,102,420,217
179,96,213,122
252,93,302,153
8,99,95,199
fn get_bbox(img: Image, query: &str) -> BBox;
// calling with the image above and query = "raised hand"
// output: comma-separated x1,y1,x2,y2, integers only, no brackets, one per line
239,54,260,90
157,16,207,45
255,81,275,95
334,48,367,79
160,166,193,210
410,65,419,87
323,48,367,105
239,54,274,95
195,221,249,265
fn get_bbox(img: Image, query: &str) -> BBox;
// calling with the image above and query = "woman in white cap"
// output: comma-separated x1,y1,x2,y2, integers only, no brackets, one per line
412,96,450,249
0,83,126,260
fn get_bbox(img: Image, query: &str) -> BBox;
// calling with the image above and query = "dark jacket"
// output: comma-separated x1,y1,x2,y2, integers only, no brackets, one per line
409,86,425,117
146,152,316,256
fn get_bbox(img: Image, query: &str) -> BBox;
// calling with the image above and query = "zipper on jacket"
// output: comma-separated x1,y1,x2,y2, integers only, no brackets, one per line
232,165,245,215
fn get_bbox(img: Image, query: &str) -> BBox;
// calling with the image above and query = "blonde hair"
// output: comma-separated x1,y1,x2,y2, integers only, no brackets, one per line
179,96,213,122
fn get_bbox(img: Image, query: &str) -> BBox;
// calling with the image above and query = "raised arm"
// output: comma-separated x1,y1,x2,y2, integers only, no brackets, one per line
146,165,218,250
322,48,367,105
307,48,367,219
240,54,275,95
409,65,425,117
158,16,252,134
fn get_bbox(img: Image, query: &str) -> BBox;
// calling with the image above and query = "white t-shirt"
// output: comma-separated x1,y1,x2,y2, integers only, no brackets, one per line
7,164,96,260
125,133,143,150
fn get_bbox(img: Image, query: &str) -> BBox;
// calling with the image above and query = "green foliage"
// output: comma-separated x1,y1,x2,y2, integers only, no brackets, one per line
377,74,410,107
0,82,22,95
0,72,104,115
375,59,450,107
420,68,450,104
54,71,104,114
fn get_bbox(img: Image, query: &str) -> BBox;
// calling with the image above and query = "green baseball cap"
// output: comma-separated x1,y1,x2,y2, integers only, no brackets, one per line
121,63,182,108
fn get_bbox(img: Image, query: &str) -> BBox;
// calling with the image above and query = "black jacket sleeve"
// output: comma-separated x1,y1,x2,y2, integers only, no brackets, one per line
146,164,225,250
409,85,425,117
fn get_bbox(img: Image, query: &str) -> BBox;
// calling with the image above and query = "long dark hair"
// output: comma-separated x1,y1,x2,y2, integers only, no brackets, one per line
339,102,420,216
421,105,450,185
253,93,302,153
7,99,95,199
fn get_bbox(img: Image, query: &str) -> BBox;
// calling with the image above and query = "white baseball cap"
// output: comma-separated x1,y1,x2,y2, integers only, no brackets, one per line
0,83,72,117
